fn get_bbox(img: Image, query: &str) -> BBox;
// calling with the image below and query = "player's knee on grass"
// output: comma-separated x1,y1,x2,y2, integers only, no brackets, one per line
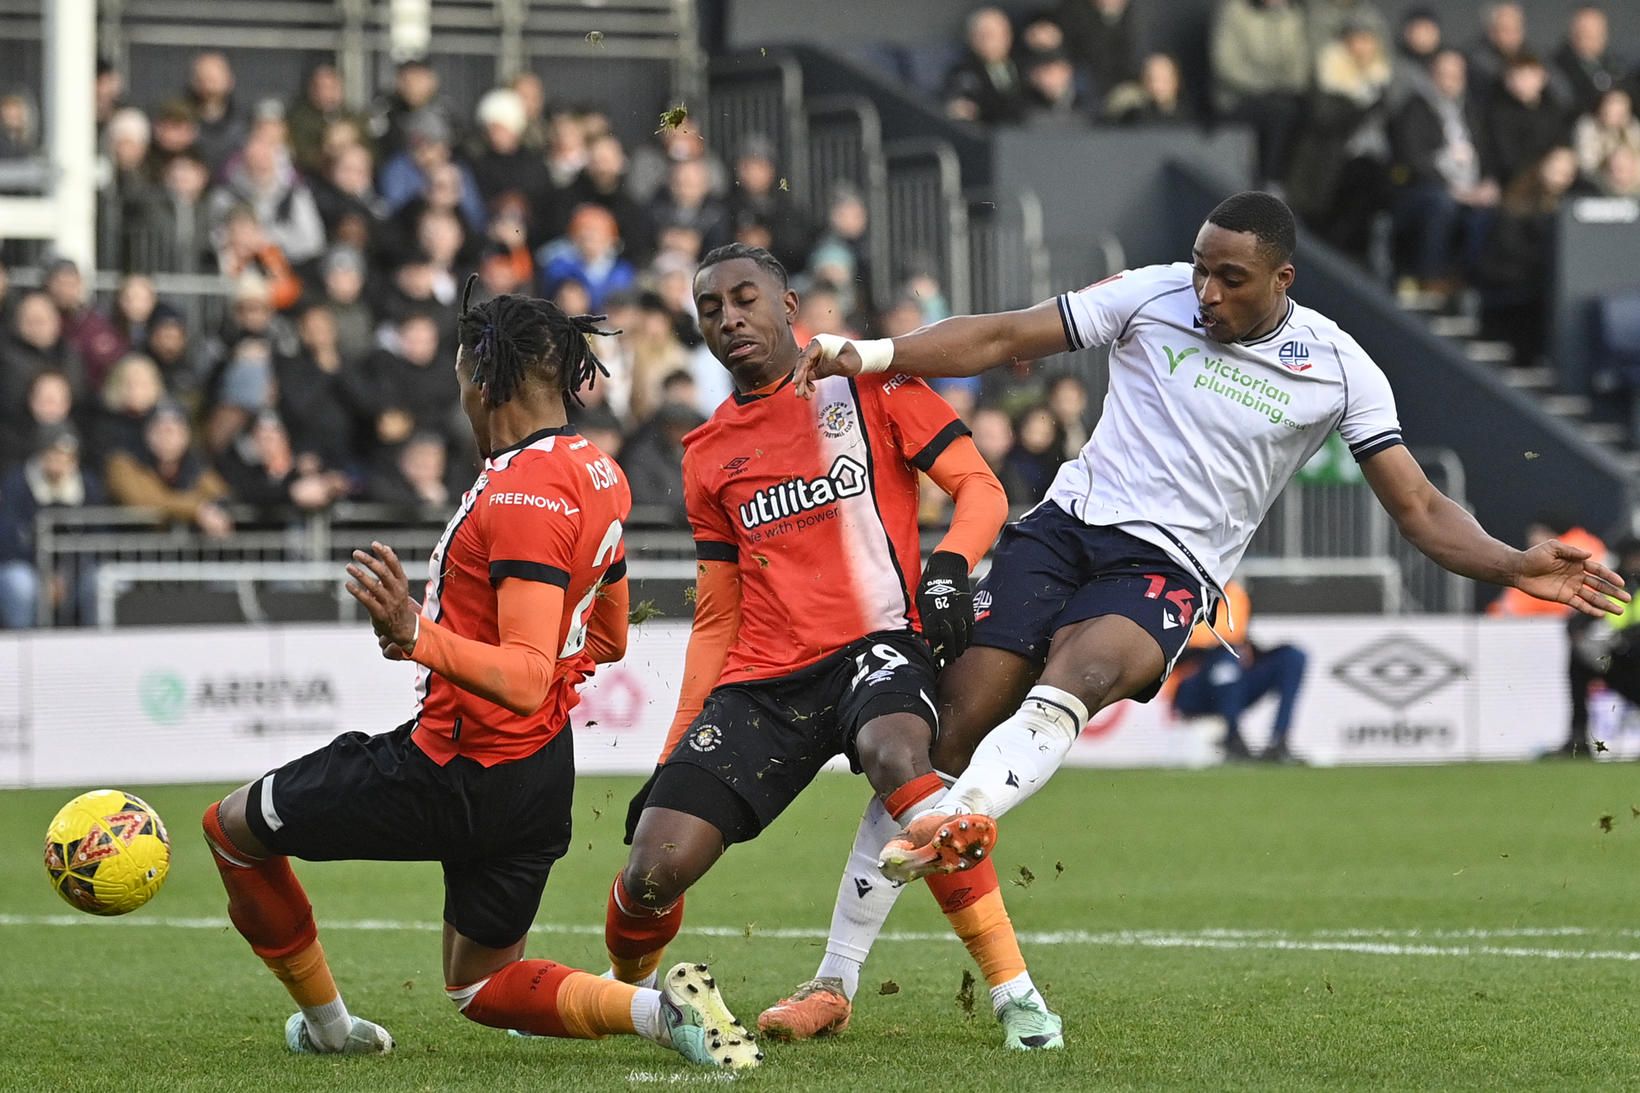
854,712,934,796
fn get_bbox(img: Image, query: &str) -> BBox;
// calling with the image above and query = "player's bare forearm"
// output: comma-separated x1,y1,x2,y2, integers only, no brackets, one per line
1363,447,1520,584
893,301,1071,377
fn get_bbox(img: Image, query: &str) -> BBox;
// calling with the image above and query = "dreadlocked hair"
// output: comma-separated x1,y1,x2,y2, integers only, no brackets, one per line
457,277,615,407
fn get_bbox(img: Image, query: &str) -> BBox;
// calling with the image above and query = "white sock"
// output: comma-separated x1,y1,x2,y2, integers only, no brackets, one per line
603,967,657,990
814,790,943,999
940,685,1089,818
631,987,667,1045
301,994,353,1051
989,970,1044,1015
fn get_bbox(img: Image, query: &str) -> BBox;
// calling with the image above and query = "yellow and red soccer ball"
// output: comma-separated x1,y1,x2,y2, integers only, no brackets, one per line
43,790,171,916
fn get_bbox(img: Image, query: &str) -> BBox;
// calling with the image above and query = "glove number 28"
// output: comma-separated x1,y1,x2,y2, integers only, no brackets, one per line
850,643,909,691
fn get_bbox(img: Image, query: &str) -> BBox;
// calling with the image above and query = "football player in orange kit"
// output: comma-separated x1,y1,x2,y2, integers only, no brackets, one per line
198,280,761,1069
601,244,1061,1049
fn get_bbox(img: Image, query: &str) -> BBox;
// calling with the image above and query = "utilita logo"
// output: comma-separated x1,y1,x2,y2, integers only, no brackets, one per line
737,455,867,529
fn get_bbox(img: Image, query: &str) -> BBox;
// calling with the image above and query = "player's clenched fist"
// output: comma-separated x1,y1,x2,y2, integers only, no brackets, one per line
916,551,973,666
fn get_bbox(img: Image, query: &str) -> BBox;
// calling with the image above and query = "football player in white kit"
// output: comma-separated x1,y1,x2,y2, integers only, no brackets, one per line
758,191,1628,1043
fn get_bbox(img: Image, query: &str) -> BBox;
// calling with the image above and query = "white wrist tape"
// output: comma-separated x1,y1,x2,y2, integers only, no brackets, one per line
813,333,894,374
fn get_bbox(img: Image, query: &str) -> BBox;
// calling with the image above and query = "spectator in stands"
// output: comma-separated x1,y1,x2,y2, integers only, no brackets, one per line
1596,144,1640,198
793,280,856,346
2,369,74,470
509,72,549,153
1,292,82,420
287,62,370,178
214,206,303,311
125,149,215,274
726,135,812,271
1291,17,1395,259
206,324,277,457
621,402,706,522
367,431,450,512
217,411,349,514
1022,49,1088,124
1046,373,1092,458
1005,405,1063,503
627,119,727,206
0,259,11,329
808,182,874,315
1106,53,1196,126
1476,145,1584,364
1467,2,1530,91
311,142,387,254
1210,0,1312,187
371,58,449,163
414,207,470,299
648,157,732,260
0,425,105,628
94,57,124,139
185,51,247,175
1389,7,1443,108
276,303,372,472
0,91,36,159
535,204,636,311
103,107,158,266
1575,89,1640,184
467,88,553,218
209,123,328,267
88,352,165,465
1390,48,1498,298
565,133,654,265
45,259,123,393
1552,4,1627,118
945,7,1031,125
543,109,592,196
144,303,202,401
1482,55,1571,195
144,99,199,183
379,111,486,230
1171,580,1308,763
1055,0,1140,104
363,309,459,460
109,275,157,362
970,406,1031,504
105,401,233,538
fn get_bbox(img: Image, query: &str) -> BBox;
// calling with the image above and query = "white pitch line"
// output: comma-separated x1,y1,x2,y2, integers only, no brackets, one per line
6,914,1640,961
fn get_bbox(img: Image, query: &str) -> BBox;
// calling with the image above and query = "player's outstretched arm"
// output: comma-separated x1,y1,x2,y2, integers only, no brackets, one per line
584,576,630,665
656,560,743,761
346,542,561,714
1361,447,1629,617
794,299,1071,398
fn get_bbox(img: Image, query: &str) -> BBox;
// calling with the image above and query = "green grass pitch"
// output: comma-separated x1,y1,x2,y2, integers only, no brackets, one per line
4,763,1640,1091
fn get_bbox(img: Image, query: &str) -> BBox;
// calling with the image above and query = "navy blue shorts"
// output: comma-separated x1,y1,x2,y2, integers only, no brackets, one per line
971,501,1215,701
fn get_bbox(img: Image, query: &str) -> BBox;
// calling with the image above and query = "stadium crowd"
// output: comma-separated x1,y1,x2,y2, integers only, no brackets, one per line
1,1,1635,628
932,0,1638,360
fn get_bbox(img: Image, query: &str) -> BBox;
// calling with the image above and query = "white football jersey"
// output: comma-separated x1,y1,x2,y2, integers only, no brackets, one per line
1046,262,1402,590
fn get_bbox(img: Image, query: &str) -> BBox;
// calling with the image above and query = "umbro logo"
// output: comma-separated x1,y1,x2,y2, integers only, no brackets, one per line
924,579,958,597
723,456,751,475
1277,340,1312,372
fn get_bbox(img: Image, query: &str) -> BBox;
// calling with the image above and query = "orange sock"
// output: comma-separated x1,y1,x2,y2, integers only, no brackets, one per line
605,872,684,983
202,802,340,1007
884,771,945,822
457,960,639,1039
926,858,1028,989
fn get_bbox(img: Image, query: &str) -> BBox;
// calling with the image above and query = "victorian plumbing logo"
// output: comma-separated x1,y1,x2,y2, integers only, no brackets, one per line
1162,344,1301,428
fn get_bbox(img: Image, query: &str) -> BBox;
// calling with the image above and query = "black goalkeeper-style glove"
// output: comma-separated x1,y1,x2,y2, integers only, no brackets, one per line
917,551,973,667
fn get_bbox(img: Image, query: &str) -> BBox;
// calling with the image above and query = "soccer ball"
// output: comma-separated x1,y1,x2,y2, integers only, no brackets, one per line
43,790,171,916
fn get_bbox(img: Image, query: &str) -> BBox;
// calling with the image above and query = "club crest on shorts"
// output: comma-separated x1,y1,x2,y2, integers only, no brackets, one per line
819,401,853,438
688,724,723,753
